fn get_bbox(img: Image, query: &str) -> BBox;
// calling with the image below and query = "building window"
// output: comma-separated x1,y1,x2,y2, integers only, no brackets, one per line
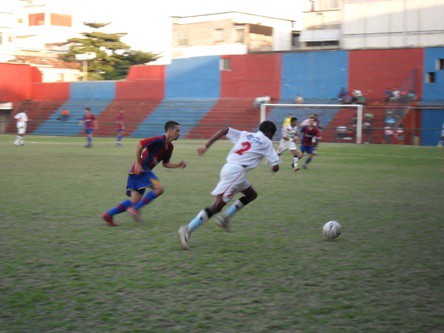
29,13,45,26
306,40,339,47
426,72,436,83
220,58,231,71
215,28,224,42
235,27,244,43
0,32,3,46
50,13,72,27
176,31,188,46
436,59,444,71
292,33,300,47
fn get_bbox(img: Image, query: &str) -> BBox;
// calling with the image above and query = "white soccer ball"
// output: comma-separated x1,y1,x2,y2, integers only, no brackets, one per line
323,221,342,239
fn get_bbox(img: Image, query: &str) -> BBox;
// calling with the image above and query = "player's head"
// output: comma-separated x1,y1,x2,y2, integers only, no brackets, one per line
290,117,298,126
85,107,91,114
259,120,277,140
165,120,180,140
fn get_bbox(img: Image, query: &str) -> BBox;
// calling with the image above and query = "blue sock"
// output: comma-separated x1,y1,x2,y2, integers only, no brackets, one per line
117,135,123,142
188,209,209,232
133,190,157,210
107,200,132,216
87,137,92,146
224,199,245,218
306,157,312,164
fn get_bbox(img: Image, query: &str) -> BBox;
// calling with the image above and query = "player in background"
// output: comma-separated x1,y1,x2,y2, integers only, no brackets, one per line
115,108,125,147
282,113,294,127
13,109,28,146
79,107,98,148
178,121,280,250
299,113,322,155
102,121,186,226
277,117,302,172
299,116,321,169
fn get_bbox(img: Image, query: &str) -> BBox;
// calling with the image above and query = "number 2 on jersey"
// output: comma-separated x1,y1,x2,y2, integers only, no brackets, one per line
236,141,251,155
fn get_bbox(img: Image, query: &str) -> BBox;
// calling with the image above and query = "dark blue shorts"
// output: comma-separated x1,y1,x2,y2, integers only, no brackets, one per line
85,128,94,135
126,170,159,197
300,145,314,155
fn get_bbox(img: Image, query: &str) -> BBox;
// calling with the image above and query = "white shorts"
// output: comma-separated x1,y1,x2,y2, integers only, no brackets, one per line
17,124,27,135
277,139,297,154
211,163,250,203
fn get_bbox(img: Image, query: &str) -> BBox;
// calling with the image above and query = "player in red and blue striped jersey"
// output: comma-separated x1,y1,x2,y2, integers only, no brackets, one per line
102,121,187,226
299,116,321,169
79,107,98,148
115,108,125,147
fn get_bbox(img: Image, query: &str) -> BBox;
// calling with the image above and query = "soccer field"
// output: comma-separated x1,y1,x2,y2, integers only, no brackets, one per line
1,135,443,332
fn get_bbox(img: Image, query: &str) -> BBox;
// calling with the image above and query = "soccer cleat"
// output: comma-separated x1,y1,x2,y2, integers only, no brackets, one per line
127,207,143,222
215,215,232,232
303,163,308,169
178,225,191,250
294,167,300,172
102,213,118,227
115,142,122,147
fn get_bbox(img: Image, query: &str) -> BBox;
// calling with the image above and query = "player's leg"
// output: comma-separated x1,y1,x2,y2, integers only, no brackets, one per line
102,188,139,226
290,149,300,171
216,186,258,231
178,195,225,250
303,147,314,169
127,172,163,221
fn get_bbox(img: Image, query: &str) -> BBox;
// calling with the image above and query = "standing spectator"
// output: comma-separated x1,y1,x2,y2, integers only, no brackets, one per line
299,116,321,169
384,125,394,144
79,107,98,148
363,113,374,144
338,87,347,102
115,108,125,147
384,88,393,103
13,109,28,146
177,121,280,250
438,123,444,147
102,121,186,226
277,117,302,172
394,125,404,142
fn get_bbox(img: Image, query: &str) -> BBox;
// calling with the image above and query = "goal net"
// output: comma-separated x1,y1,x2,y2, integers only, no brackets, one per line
260,103,364,144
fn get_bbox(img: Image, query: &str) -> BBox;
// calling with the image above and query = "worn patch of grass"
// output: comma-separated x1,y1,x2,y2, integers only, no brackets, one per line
1,135,443,332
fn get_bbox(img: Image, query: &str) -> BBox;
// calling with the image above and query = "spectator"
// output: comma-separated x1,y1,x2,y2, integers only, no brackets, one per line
253,94,270,108
362,113,374,144
391,88,400,102
61,109,70,121
394,125,404,142
384,125,394,144
384,87,393,103
294,94,304,104
338,87,347,103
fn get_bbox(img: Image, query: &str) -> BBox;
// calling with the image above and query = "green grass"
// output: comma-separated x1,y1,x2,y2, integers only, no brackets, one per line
1,134,443,332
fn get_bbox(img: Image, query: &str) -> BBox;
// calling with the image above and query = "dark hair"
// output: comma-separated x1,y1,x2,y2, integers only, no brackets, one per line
165,120,179,132
85,107,90,111
259,120,277,136
290,117,298,122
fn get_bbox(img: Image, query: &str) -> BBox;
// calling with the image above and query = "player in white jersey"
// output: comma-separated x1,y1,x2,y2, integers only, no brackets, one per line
178,121,280,250
13,110,29,146
277,117,302,171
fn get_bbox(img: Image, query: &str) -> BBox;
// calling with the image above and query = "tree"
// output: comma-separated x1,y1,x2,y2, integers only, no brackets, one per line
60,22,160,81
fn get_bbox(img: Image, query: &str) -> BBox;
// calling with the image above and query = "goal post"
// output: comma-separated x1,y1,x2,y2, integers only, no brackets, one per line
260,103,364,144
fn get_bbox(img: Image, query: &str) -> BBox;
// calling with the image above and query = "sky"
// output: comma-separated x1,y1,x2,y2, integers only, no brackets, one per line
63,0,305,59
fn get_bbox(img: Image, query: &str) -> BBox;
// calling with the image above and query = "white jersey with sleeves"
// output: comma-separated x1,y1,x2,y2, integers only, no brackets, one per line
225,127,280,170
14,112,28,128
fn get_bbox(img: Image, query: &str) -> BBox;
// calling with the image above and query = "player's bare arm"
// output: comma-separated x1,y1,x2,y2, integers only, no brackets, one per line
198,127,229,156
134,142,144,174
164,161,187,168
